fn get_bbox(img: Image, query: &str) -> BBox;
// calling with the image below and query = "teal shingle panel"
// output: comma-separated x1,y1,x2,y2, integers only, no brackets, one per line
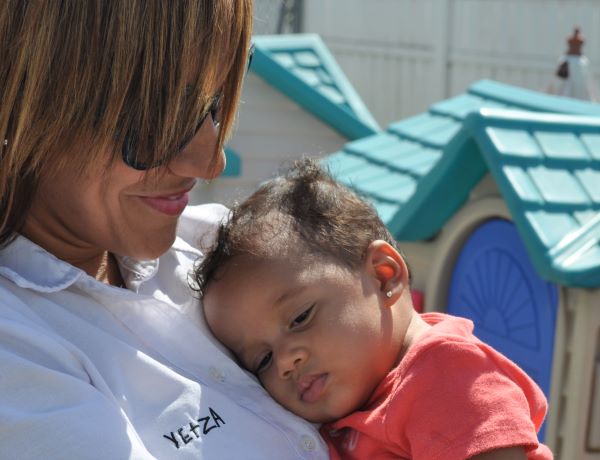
370,201,402,223
561,244,600,272
387,146,442,177
430,93,508,120
550,214,600,276
291,66,321,87
331,155,379,179
348,136,442,179
316,84,348,107
502,166,544,204
272,53,295,69
528,167,590,206
486,127,542,158
344,132,401,156
580,134,600,159
524,211,580,248
389,114,461,149
574,210,600,226
533,132,590,161
294,51,321,68
575,169,600,203
333,160,417,204
251,34,380,140
316,68,334,85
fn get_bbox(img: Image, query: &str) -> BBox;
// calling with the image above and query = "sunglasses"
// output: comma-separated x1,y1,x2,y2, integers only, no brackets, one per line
122,44,255,170
121,92,222,170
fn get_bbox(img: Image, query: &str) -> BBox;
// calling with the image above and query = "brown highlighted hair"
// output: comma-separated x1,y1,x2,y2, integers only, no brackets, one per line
0,0,253,247
194,158,403,296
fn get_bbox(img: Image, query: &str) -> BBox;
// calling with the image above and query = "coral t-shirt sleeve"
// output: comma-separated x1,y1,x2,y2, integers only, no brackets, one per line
385,339,549,460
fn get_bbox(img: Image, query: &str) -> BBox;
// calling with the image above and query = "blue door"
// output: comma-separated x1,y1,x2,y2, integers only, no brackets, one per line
447,219,558,439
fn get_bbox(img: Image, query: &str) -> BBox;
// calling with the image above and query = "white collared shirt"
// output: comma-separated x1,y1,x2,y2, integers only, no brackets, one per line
0,204,327,460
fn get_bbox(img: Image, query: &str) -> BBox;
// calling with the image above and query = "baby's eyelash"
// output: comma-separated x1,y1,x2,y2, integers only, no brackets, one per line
291,304,315,328
256,351,272,373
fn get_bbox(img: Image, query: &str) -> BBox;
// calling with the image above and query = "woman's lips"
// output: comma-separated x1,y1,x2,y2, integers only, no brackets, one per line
298,373,328,403
139,191,191,216
138,181,196,216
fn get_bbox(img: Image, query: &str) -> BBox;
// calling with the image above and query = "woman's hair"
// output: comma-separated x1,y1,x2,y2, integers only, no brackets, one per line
0,0,253,247
194,158,403,296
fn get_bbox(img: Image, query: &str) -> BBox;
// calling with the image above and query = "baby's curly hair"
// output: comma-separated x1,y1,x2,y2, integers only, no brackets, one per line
193,158,402,296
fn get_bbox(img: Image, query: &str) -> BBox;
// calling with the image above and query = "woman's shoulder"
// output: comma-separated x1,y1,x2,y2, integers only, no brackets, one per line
0,276,92,382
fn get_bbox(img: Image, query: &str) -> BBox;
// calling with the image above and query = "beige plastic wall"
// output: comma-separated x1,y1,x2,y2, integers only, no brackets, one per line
547,288,600,459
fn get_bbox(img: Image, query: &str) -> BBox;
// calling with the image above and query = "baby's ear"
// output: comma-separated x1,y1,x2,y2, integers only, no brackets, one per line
365,240,409,304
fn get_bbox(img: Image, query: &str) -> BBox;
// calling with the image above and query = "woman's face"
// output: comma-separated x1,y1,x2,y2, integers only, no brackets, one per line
24,111,225,262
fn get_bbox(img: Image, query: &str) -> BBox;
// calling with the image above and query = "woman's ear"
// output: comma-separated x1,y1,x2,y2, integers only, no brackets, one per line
365,240,409,305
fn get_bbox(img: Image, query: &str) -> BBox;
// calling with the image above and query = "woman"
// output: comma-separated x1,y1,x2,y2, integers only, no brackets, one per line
0,1,328,458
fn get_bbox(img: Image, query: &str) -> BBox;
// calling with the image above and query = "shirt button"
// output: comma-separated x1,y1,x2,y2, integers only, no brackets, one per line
209,367,225,383
300,435,316,452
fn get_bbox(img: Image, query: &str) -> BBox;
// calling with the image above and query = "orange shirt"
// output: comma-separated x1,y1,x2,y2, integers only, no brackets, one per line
321,313,552,460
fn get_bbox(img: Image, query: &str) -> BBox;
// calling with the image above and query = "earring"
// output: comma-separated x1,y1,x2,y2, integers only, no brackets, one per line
386,290,393,298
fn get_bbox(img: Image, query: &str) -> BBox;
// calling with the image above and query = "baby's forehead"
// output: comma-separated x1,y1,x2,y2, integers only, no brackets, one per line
238,212,299,252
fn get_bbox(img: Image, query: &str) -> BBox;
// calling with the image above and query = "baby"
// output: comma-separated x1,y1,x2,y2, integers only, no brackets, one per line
194,159,552,460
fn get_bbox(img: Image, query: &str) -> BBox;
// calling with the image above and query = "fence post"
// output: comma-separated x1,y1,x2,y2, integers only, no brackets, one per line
431,0,452,101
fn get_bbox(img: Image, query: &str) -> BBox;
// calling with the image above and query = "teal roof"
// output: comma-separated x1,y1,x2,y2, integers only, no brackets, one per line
251,34,380,139
324,80,600,287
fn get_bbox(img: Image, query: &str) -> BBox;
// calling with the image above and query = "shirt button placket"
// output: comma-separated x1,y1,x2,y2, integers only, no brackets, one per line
300,434,316,452
209,366,226,383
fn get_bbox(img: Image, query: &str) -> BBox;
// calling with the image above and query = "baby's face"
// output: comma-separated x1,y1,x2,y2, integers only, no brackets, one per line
203,253,405,423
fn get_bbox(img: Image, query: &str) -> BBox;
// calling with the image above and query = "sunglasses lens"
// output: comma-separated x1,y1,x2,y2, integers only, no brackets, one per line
122,92,223,170
247,44,255,71
210,93,222,128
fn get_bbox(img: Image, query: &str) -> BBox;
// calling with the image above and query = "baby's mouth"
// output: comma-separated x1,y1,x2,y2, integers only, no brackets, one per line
298,373,328,403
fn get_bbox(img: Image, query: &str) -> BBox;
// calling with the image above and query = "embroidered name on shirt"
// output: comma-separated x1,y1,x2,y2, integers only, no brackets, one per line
163,407,225,449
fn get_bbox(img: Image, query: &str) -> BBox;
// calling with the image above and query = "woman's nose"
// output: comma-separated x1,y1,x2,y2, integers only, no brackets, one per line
167,114,225,179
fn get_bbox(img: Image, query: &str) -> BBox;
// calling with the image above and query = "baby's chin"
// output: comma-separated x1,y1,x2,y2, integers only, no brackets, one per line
290,404,355,425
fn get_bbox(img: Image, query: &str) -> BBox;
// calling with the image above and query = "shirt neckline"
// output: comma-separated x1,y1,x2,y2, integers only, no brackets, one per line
0,235,159,293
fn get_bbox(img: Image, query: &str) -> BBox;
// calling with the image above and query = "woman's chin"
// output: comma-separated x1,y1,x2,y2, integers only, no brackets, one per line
124,232,177,261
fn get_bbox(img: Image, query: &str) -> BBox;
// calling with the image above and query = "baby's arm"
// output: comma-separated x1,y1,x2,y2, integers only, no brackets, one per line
470,446,527,459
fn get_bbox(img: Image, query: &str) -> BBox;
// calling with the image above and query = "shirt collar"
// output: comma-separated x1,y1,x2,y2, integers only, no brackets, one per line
0,235,159,293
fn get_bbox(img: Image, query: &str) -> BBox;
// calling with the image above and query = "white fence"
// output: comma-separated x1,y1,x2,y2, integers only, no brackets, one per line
302,0,600,126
